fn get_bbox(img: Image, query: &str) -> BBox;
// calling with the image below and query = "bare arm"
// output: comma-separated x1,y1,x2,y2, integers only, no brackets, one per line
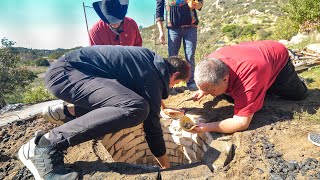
155,154,170,169
193,114,254,133
157,21,165,44
156,0,165,44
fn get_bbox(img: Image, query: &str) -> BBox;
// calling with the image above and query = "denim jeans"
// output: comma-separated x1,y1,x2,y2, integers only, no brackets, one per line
168,26,197,86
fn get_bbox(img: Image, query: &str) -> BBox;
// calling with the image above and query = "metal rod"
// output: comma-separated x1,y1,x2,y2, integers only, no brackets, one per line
83,2,91,41
154,13,157,53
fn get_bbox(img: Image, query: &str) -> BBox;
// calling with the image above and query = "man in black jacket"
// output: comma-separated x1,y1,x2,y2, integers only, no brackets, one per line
18,45,190,179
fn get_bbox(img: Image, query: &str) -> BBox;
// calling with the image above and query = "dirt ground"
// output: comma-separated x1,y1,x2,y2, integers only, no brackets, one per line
0,88,320,179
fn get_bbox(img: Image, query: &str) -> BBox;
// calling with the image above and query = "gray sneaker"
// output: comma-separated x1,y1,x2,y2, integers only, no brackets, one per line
308,133,320,147
18,131,79,180
42,103,73,125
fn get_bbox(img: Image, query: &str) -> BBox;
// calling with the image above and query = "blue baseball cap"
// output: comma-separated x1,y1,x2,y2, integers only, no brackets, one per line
93,0,128,24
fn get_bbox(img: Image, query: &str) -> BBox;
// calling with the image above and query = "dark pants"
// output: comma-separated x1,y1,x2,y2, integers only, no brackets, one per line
44,57,150,151
266,59,308,100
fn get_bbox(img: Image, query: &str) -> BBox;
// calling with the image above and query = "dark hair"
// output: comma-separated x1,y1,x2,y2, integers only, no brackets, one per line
165,56,190,81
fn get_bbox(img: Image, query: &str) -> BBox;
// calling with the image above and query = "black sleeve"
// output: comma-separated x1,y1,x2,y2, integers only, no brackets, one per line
142,82,166,157
156,0,165,21
143,109,166,157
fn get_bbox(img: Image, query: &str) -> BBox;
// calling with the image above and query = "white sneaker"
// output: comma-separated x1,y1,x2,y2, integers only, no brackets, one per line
18,131,45,180
42,103,67,125
308,133,320,147
18,131,79,180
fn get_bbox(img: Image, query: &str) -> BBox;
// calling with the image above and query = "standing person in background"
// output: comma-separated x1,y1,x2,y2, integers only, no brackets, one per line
156,0,203,91
89,0,142,46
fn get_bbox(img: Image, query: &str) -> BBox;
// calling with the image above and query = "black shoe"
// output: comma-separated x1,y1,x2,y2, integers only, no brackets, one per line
18,132,79,180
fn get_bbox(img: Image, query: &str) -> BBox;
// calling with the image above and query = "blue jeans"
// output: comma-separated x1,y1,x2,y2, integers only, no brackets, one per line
168,26,197,86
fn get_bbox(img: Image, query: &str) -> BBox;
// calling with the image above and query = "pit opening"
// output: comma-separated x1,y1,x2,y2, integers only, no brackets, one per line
101,115,214,167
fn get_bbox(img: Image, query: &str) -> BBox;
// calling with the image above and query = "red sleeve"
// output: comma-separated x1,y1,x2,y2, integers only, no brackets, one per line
132,21,142,46
89,22,104,46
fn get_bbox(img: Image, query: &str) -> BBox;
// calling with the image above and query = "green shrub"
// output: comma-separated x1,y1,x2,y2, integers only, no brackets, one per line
35,58,50,67
257,29,272,39
222,24,258,40
241,25,256,36
272,16,299,40
222,24,243,39
284,0,320,24
0,38,36,108
23,84,56,104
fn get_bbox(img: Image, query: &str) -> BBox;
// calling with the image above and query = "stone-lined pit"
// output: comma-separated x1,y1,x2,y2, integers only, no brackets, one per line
101,115,216,167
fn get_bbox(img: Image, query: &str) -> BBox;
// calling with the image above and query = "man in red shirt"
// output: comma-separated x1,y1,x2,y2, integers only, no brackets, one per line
89,0,142,46
191,40,308,133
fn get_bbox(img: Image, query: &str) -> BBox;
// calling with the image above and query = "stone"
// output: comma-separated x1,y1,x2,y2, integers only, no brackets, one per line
306,44,320,54
278,40,290,46
202,141,235,170
136,143,149,151
126,150,145,164
105,130,124,149
290,33,308,44
160,164,213,179
124,136,144,151
115,133,135,151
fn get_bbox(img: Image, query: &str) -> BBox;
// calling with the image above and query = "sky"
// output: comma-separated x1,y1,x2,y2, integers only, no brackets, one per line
0,0,156,50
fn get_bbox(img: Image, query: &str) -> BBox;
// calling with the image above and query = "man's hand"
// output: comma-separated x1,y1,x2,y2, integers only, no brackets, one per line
189,123,207,133
156,20,165,45
155,154,170,169
159,32,165,44
192,90,207,101
188,0,202,9
189,114,254,133
161,108,185,119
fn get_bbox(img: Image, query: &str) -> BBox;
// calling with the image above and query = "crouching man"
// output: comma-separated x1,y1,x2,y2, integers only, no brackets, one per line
18,45,190,179
191,40,308,134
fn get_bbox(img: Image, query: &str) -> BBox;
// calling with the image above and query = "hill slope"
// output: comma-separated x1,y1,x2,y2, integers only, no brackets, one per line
141,0,288,60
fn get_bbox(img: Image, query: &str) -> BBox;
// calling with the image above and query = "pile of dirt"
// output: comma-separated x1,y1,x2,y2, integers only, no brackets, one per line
0,89,320,179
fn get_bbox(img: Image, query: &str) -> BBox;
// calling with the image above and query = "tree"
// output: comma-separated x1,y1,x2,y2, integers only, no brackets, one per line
35,58,50,66
284,0,320,31
273,16,299,40
0,38,35,108
1,37,15,48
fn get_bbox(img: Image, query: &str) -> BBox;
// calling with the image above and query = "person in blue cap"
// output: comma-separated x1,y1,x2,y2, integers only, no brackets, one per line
89,0,142,46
